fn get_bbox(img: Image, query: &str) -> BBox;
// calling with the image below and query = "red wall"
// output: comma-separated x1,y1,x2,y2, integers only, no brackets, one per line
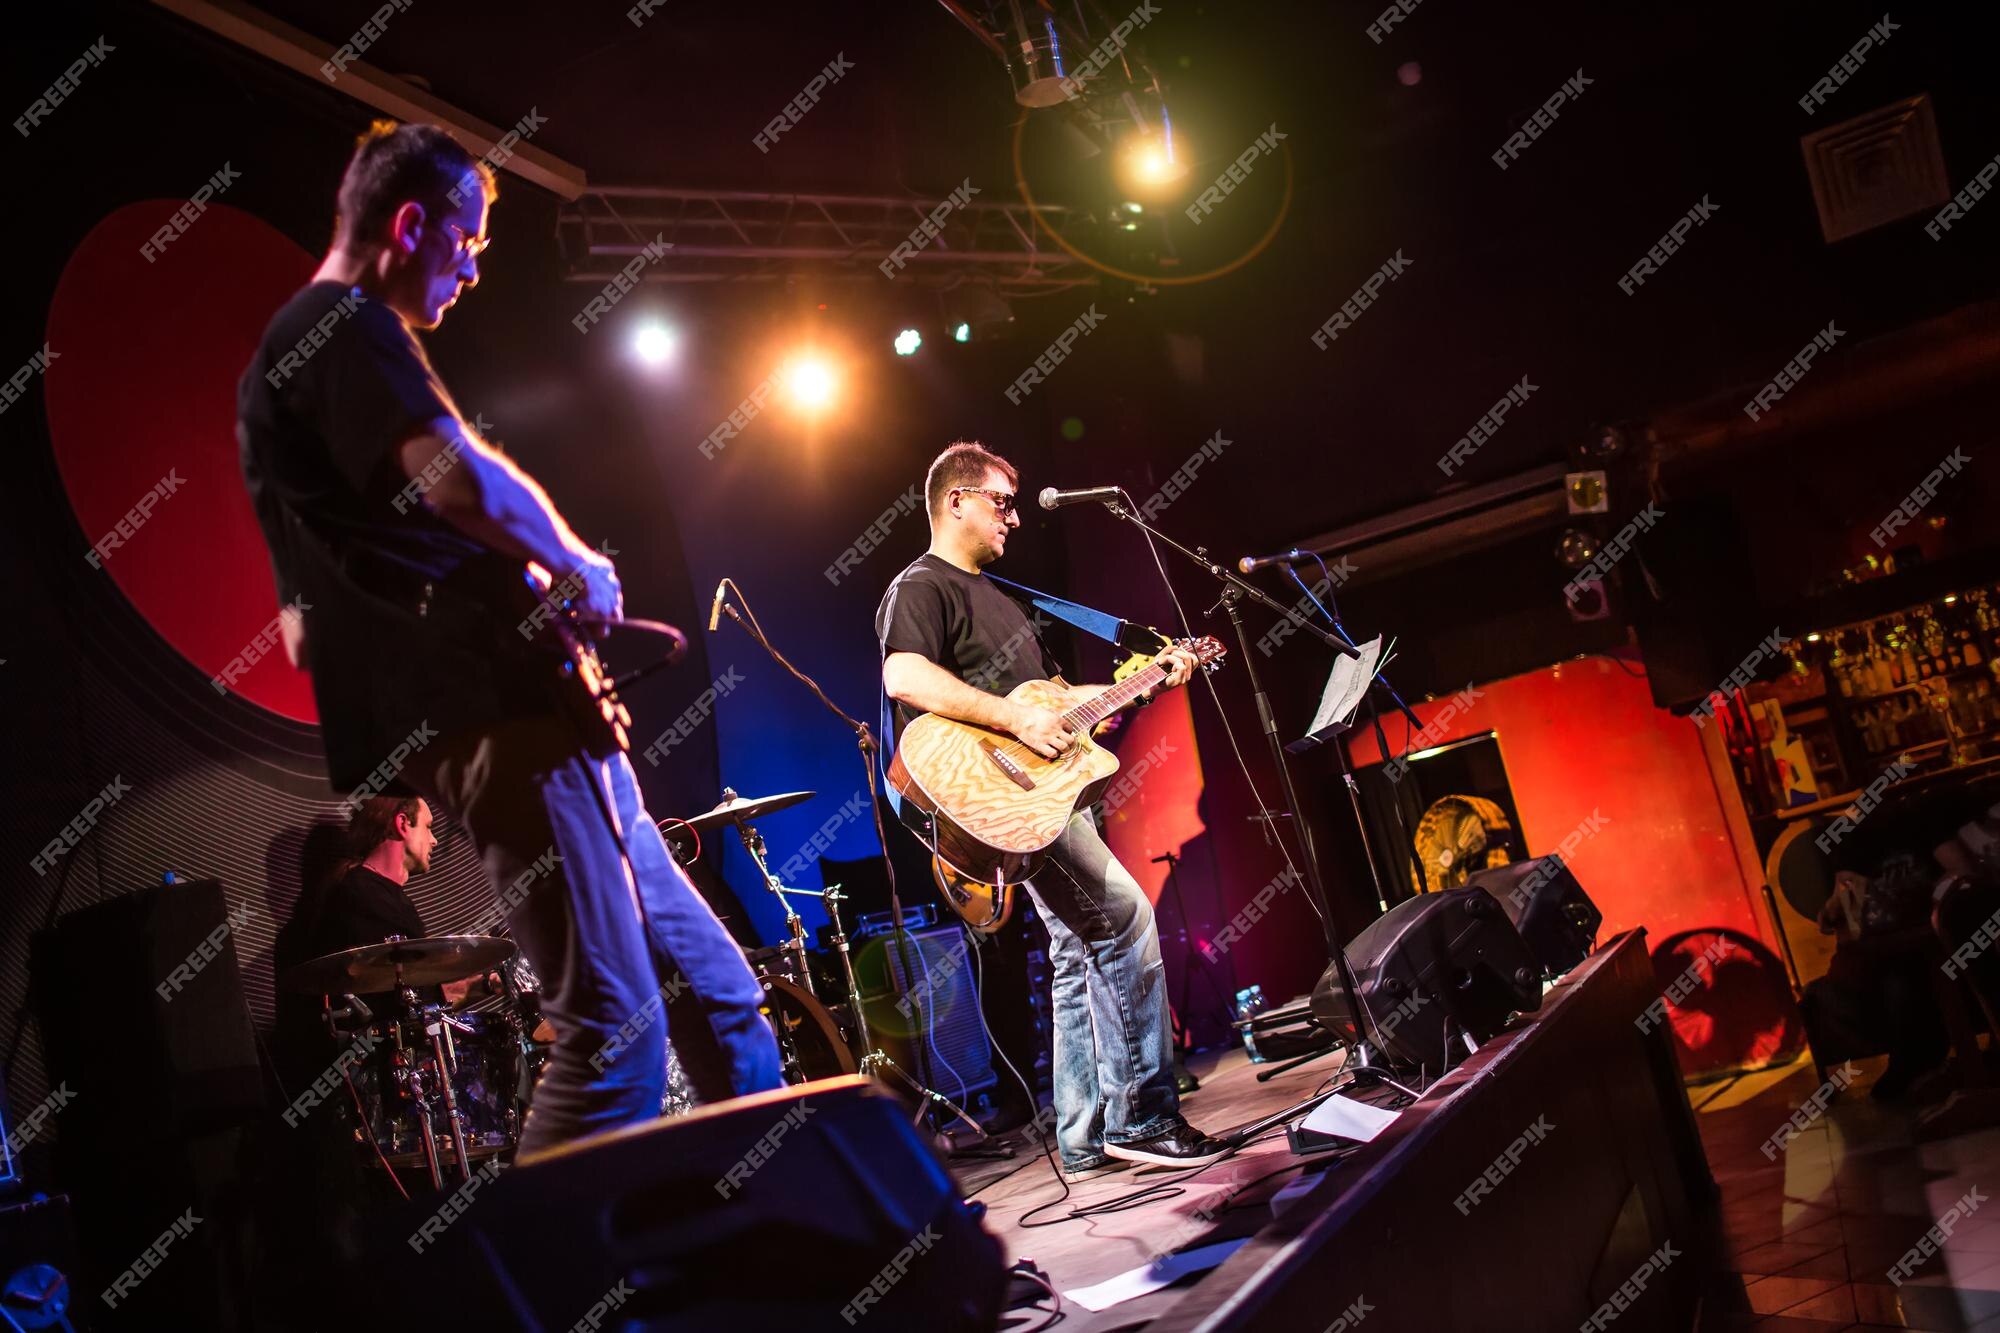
1098,686,1208,901
1343,656,1771,951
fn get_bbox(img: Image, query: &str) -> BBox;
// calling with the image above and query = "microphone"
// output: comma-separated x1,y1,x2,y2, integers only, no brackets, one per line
1038,485,1123,510
1236,548,1307,574
708,580,727,632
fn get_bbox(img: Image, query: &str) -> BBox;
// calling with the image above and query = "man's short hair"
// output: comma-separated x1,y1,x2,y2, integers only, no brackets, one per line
346,795,422,857
334,119,496,249
926,441,1018,519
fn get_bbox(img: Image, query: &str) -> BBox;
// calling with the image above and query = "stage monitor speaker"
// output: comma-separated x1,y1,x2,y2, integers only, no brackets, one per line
372,1076,1006,1331
1311,887,1544,1073
1463,855,1603,978
31,880,263,1145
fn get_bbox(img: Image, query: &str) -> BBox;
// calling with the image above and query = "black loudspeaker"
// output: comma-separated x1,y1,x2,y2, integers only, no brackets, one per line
0,1195,86,1332
856,924,998,1104
31,882,262,1330
374,1077,1006,1331
1463,856,1603,979
1627,498,1760,713
32,880,263,1144
1311,887,1544,1073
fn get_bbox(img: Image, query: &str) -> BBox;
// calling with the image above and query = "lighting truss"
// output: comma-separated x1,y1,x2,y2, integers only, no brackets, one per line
557,187,1107,289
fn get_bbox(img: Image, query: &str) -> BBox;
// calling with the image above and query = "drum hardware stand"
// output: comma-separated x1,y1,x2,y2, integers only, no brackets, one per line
401,979,475,1188
710,580,979,1137
726,793,819,999
727,804,983,1135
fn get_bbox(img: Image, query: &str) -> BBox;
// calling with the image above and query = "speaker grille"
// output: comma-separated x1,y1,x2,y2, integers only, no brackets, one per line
862,925,996,1102
1802,94,1950,243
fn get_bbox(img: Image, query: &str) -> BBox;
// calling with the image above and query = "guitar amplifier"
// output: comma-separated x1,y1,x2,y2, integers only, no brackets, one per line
853,925,997,1103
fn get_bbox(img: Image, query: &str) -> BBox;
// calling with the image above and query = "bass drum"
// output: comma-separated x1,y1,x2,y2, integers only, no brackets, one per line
761,976,859,1082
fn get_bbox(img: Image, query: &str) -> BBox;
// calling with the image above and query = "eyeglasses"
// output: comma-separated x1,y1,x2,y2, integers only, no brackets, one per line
442,220,491,263
953,486,1018,517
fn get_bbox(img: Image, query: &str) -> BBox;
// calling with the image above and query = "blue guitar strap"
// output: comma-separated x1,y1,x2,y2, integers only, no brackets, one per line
983,574,1169,655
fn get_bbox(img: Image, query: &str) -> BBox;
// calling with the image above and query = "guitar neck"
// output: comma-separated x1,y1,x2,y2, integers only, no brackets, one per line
1058,660,1170,733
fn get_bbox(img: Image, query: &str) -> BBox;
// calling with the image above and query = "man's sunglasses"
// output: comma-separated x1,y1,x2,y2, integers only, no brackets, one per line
442,220,491,263
952,486,1018,517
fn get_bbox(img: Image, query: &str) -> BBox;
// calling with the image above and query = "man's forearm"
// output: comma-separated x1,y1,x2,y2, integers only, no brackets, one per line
411,421,594,574
463,448,594,572
887,655,1019,732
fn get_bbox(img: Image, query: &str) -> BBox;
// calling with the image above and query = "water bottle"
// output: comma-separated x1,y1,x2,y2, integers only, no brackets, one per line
1235,985,1270,1062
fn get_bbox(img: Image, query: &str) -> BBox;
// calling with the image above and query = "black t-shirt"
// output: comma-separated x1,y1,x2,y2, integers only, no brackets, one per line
236,282,549,791
272,865,437,1091
875,553,1062,749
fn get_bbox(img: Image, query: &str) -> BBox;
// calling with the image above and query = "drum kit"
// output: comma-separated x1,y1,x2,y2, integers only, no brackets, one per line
279,786,972,1194
280,932,532,1189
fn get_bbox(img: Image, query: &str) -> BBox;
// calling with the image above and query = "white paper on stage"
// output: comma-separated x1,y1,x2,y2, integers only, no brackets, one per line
1301,1090,1401,1144
1064,1238,1251,1312
1306,634,1384,738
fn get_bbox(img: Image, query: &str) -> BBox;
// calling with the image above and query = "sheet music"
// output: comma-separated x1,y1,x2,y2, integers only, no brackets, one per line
1307,634,1383,736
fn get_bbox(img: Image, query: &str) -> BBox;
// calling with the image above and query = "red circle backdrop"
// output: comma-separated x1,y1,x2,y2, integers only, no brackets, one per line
46,200,319,722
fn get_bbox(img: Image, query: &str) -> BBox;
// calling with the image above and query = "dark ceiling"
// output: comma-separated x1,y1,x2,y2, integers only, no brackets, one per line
228,0,2000,545
16,0,2000,557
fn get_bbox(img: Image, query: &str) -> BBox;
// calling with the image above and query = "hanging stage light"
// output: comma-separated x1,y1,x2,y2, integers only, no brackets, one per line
631,321,677,366
781,355,839,411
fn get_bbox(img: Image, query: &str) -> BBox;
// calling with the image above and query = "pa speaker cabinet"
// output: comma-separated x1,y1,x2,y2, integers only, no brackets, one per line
373,1076,1006,1331
1312,887,1544,1072
1463,856,1603,978
32,879,263,1146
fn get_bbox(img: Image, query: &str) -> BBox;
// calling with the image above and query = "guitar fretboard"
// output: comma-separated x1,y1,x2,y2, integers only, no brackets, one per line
1058,660,1171,734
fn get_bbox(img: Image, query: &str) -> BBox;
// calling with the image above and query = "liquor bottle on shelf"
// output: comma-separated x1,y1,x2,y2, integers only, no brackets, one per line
1963,628,1982,668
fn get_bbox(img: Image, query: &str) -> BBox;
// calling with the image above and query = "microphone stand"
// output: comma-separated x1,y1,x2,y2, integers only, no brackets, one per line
1092,496,1377,1061
711,587,982,1138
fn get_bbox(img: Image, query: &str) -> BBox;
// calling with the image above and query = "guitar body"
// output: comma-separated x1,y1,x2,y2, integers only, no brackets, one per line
889,680,1121,931
450,556,635,757
886,635,1226,933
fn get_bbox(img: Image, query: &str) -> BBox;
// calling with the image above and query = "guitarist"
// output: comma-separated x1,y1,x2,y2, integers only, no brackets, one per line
236,120,780,1161
877,442,1227,1175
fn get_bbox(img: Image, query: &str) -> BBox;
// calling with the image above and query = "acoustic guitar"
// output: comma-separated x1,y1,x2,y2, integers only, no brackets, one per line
887,636,1226,932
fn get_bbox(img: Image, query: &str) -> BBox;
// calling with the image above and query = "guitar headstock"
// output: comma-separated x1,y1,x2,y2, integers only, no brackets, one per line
1177,635,1228,671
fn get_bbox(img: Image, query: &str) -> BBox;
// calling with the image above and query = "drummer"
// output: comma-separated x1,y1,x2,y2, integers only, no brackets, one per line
261,792,497,1317
274,795,494,1083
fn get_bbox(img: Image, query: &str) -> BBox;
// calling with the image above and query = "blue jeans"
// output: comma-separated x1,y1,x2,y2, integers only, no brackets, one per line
1024,812,1180,1167
415,717,781,1154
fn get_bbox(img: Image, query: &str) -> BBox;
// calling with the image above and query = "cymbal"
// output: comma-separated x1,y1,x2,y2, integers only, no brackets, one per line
675,790,816,835
280,935,517,994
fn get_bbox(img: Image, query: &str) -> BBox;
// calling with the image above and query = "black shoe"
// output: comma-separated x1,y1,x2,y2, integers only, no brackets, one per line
1060,1155,1137,1184
1104,1120,1229,1168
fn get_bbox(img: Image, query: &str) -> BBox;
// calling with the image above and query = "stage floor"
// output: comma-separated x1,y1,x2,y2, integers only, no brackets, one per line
971,1043,1350,1331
